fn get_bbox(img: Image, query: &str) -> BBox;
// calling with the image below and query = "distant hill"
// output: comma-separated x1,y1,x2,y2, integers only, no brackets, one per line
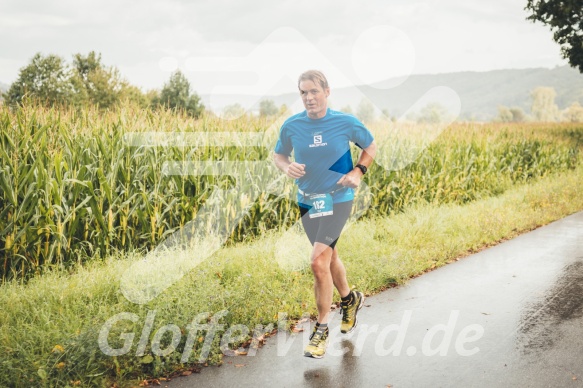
201,66,583,121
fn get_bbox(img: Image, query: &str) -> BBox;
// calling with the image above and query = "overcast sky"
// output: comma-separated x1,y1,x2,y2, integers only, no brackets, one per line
0,0,567,96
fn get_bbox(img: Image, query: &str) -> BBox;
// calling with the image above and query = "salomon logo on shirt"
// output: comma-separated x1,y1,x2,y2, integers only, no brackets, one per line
309,134,328,148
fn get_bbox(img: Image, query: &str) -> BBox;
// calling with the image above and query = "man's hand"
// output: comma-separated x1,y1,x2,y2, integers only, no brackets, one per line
285,162,306,179
273,153,305,179
336,169,363,188
337,142,375,188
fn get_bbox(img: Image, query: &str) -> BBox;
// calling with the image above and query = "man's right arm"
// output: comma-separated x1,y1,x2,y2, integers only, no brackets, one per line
273,153,306,179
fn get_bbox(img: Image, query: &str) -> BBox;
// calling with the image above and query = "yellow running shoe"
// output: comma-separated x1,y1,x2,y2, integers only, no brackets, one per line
303,326,329,358
340,290,364,334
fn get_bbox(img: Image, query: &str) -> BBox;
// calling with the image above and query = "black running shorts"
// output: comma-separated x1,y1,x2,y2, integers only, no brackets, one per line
299,200,353,249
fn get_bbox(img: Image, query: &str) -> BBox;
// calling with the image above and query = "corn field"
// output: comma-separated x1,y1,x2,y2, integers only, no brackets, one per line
0,103,580,281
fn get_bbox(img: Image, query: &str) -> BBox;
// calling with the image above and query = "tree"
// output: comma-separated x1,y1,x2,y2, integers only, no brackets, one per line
222,103,246,119
381,108,393,121
509,107,526,122
159,71,189,108
498,106,526,122
4,51,150,109
497,106,513,122
259,99,278,117
356,98,375,123
278,104,290,116
562,101,583,122
530,87,559,122
525,0,583,73
119,84,151,108
158,70,204,118
4,53,72,106
70,51,125,109
417,102,449,124
143,89,160,108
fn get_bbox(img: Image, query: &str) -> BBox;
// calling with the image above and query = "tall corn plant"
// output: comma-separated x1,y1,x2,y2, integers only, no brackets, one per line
0,103,580,281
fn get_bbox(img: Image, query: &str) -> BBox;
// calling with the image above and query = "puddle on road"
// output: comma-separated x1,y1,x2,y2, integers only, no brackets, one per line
517,259,583,354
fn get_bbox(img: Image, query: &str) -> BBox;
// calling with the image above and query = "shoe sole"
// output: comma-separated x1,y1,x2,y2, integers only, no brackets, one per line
341,292,365,334
304,352,324,359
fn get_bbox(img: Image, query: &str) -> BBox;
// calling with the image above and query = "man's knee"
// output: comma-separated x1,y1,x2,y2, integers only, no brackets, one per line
310,245,333,276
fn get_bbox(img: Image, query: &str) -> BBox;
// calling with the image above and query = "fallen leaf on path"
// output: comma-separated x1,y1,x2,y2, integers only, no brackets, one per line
292,327,304,333
235,364,245,367
181,371,192,376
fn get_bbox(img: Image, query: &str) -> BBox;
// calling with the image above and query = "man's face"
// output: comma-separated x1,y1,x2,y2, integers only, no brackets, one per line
299,80,330,119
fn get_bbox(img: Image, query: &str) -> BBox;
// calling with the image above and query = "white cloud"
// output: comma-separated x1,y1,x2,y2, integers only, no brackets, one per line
0,0,568,95
0,13,73,28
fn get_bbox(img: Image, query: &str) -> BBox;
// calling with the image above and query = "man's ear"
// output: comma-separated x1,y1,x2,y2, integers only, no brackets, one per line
325,88,330,97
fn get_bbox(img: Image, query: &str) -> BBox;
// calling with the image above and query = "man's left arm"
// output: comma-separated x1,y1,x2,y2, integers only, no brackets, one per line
336,141,377,188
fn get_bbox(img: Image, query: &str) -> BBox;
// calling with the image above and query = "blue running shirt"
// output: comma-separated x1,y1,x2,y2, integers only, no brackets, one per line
274,108,374,205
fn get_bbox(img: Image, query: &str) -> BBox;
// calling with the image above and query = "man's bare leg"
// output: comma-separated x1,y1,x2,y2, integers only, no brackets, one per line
311,243,351,323
330,247,351,298
311,242,335,324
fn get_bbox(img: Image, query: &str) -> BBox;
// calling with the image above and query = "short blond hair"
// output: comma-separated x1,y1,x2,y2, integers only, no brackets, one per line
298,70,329,91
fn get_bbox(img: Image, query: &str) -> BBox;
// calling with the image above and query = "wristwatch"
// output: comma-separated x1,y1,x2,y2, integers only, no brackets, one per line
355,164,367,175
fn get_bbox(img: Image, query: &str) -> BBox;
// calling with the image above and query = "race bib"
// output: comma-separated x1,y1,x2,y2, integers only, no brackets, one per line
307,193,333,218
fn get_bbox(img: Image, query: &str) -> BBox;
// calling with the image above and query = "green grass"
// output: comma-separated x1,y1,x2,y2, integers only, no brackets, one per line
1,163,583,387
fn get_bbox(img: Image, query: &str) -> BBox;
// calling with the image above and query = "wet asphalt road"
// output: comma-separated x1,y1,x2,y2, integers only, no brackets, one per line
165,211,583,388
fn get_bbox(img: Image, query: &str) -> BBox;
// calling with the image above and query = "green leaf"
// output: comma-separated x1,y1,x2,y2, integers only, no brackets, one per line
140,355,154,364
37,368,47,380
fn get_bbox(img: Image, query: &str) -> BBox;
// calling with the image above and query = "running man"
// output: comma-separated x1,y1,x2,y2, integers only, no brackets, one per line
273,70,377,358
